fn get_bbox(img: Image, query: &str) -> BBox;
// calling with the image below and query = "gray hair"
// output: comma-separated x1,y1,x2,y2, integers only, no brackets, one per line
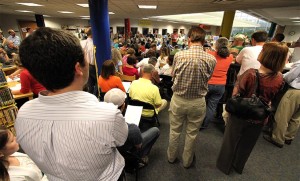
148,57,157,65
142,64,154,73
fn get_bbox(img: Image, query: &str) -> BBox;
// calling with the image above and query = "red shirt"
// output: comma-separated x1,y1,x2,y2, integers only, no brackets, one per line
208,51,233,85
20,69,46,95
122,66,139,79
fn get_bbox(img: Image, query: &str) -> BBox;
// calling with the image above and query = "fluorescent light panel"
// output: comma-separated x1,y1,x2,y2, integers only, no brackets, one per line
290,17,300,19
292,21,300,22
15,10,34,13
80,16,90,18
17,3,43,6
142,18,149,19
109,12,115,14
138,5,157,9
77,4,89,7
58,11,74,14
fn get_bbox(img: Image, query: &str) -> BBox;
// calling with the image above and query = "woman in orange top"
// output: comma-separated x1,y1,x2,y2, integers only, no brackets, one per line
201,37,233,129
98,60,125,93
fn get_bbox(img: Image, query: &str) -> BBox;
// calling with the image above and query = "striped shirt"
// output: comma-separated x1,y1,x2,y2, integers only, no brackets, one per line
172,45,216,99
15,91,128,181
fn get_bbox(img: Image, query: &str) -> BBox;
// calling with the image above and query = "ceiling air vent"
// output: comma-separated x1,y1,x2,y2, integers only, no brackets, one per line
212,0,241,4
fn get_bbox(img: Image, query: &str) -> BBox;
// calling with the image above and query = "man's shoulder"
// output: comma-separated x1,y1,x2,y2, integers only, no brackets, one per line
18,92,121,121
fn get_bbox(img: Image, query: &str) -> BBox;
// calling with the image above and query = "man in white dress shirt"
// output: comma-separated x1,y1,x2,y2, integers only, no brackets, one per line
80,27,98,96
15,27,128,181
236,31,268,76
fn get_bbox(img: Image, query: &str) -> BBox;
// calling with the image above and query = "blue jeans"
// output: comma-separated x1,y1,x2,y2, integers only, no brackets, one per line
140,127,160,157
202,84,225,128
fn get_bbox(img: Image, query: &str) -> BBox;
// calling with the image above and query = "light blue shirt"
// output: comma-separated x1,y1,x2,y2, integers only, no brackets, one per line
7,35,21,47
284,60,300,89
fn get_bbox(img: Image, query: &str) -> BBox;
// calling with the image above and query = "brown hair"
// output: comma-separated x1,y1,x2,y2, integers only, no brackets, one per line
0,128,9,181
126,48,135,55
187,27,206,44
100,60,115,79
127,55,137,65
259,42,288,73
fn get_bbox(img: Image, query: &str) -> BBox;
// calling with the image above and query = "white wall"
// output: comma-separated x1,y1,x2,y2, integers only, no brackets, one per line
0,14,36,38
283,25,300,43
0,14,219,40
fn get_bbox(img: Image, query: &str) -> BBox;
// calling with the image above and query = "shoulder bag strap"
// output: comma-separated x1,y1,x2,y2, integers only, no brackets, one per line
254,69,260,97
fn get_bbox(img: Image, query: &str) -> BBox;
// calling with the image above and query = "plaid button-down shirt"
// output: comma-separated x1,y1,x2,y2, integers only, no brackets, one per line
172,45,216,99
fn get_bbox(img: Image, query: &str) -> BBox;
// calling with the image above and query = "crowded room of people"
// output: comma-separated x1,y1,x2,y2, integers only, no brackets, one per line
0,0,299,181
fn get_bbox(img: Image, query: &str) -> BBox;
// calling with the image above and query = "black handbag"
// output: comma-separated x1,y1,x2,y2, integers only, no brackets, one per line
225,70,272,120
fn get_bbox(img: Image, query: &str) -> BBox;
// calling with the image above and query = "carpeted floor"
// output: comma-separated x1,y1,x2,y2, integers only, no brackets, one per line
126,102,300,181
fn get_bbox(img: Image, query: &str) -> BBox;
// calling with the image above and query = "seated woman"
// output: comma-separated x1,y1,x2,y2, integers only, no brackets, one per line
122,55,139,79
0,127,48,181
155,47,169,69
0,48,9,64
111,47,123,74
10,56,46,97
122,48,135,66
98,60,125,93
159,55,174,76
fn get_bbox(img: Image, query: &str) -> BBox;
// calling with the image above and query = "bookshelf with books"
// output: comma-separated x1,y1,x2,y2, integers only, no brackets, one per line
0,68,18,135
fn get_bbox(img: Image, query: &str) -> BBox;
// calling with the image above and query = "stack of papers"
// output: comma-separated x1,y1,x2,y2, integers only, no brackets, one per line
125,105,143,126
9,83,21,91
6,77,20,82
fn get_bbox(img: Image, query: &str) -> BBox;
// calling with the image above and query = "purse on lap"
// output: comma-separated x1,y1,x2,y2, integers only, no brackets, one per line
225,69,272,120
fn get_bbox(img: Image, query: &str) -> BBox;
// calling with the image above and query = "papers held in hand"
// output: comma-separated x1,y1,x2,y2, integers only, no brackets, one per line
125,105,143,126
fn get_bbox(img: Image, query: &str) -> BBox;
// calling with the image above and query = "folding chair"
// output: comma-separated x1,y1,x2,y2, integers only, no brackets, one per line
116,72,136,82
128,99,160,132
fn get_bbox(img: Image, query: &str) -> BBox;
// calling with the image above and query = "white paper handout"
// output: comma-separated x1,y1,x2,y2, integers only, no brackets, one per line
122,82,131,93
9,83,21,91
125,105,143,126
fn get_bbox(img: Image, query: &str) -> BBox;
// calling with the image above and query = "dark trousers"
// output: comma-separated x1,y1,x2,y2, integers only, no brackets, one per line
216,114,263,174
86,65,98,96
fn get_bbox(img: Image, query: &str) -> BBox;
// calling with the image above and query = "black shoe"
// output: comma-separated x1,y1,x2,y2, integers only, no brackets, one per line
285,139,292,145
263,135,283,148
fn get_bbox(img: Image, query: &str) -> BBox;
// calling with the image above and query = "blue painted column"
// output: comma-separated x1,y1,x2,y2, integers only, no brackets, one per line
88,0,111,75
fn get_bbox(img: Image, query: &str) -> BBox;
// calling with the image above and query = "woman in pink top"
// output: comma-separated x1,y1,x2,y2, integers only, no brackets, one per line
202,37,233,129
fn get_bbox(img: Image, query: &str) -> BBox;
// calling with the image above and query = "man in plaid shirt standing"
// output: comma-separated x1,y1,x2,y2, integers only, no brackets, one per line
167,27,216,168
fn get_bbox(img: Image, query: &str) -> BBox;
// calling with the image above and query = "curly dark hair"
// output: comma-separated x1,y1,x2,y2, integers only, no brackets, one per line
19,27,85,91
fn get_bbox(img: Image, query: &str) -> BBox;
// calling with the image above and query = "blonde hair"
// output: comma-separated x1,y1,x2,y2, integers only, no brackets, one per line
111,48,122,65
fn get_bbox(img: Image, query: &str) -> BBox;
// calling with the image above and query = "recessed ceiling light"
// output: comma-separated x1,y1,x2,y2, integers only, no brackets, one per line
290,17,300,19
80,16,90,18
142,18,149,20
109,12,115,14
16,3,43,6
292,21,300,23
138,5,157,9
43,15,51,17
15,10,34,13
58,11,74,14
77,4,89,7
